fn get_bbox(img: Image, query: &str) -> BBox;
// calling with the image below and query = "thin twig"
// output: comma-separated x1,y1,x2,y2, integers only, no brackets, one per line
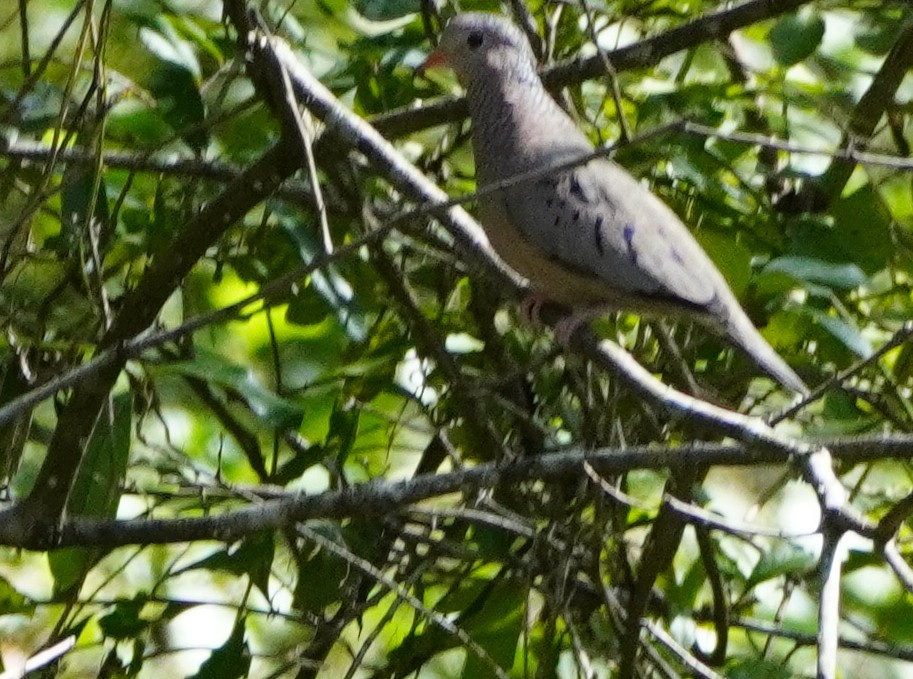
817,532,846,679
298,523,511,679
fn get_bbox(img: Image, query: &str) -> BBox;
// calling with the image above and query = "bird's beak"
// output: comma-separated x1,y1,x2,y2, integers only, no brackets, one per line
418,47,447,74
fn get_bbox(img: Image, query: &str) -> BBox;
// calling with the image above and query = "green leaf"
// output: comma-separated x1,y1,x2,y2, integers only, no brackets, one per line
769,11,826,66
285,287,333,327
843,549,884,573
674,552,709,610
99,598,150,640
696,230,753,298
139,20,201,76
326,400,360,463
468,523,515,560
386,575,523,676
140,21,207,151
177,534,275,599
726,657,803,678
60,162,109,249
154,65,208,151
50,393,133,595
1,258,69,306
0,574,34,615
0,361,33,487
762,256,867,290
164,349,303,429
461,578,525,673
188,617,250,679
830,184,894,273
273,443,325,484
152,178,186,253
276,216,367,339
293,523,348,613
354,0,421,21
855,14,907,55
803,308,872,358
463,578,528,656
746,543,816,588
107,99,175,148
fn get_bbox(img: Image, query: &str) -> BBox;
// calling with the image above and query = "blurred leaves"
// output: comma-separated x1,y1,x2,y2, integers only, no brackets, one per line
188,617,251,679
139,18,208,151
761,256,867,290
49,393,133,596
354,0,422,22
768,11,826,66
178,533,276,599
1,1,912,678
162,349,303,430
746,542,817,588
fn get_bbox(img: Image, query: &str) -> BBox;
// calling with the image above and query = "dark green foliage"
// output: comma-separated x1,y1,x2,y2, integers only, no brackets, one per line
1,1,912,678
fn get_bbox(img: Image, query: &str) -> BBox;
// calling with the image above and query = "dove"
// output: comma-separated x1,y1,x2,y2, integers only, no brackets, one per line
422,13,808,395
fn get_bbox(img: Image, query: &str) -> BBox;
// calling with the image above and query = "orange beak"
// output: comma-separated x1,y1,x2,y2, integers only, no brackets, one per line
418,47,447,73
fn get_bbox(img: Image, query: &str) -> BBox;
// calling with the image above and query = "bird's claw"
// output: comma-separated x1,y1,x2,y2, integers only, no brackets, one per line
519,293,546,325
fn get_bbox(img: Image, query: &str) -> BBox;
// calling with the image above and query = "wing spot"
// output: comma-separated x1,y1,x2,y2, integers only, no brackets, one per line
623,225,637,265
569,174,587,201
593,215,605,255
573,210,580,222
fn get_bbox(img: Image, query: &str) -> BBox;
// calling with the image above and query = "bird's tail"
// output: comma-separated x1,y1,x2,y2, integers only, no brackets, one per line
724,309,809,396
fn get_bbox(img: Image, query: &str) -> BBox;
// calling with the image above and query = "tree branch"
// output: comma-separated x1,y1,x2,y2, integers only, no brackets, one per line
0,434,909,549
816,18,913,202
0,8,309,534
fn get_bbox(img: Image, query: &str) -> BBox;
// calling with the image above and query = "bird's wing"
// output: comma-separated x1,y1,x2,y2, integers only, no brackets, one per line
499,158,725,313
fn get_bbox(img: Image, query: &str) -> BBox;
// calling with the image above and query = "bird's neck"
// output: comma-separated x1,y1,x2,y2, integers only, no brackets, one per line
466,74,589,186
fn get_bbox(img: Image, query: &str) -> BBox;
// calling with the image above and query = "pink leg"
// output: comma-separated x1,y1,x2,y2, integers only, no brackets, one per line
519,297,610,344
519,293,547,325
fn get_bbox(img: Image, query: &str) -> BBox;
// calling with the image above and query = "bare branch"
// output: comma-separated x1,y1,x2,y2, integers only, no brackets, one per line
1,434,910,549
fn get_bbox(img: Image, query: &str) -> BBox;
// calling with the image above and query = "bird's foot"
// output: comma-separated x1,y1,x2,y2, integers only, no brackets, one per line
519,294,592,344
519,293,547,326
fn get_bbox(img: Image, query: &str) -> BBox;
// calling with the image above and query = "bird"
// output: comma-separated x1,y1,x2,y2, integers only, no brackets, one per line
421,12,808,395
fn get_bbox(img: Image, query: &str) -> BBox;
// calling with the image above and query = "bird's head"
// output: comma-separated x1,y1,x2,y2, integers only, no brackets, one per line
421,13,537,89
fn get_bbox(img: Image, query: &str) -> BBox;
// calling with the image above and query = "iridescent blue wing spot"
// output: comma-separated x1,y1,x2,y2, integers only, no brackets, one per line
623,224,637,265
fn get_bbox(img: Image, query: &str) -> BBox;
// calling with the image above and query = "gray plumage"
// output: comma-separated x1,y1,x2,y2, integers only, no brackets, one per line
425,13,807,395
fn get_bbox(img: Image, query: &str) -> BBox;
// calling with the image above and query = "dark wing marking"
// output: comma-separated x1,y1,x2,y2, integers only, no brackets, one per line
501,160,722,312
593,215,605,255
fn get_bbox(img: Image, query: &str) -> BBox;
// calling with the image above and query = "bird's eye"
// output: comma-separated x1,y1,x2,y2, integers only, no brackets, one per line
466,30,483,48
